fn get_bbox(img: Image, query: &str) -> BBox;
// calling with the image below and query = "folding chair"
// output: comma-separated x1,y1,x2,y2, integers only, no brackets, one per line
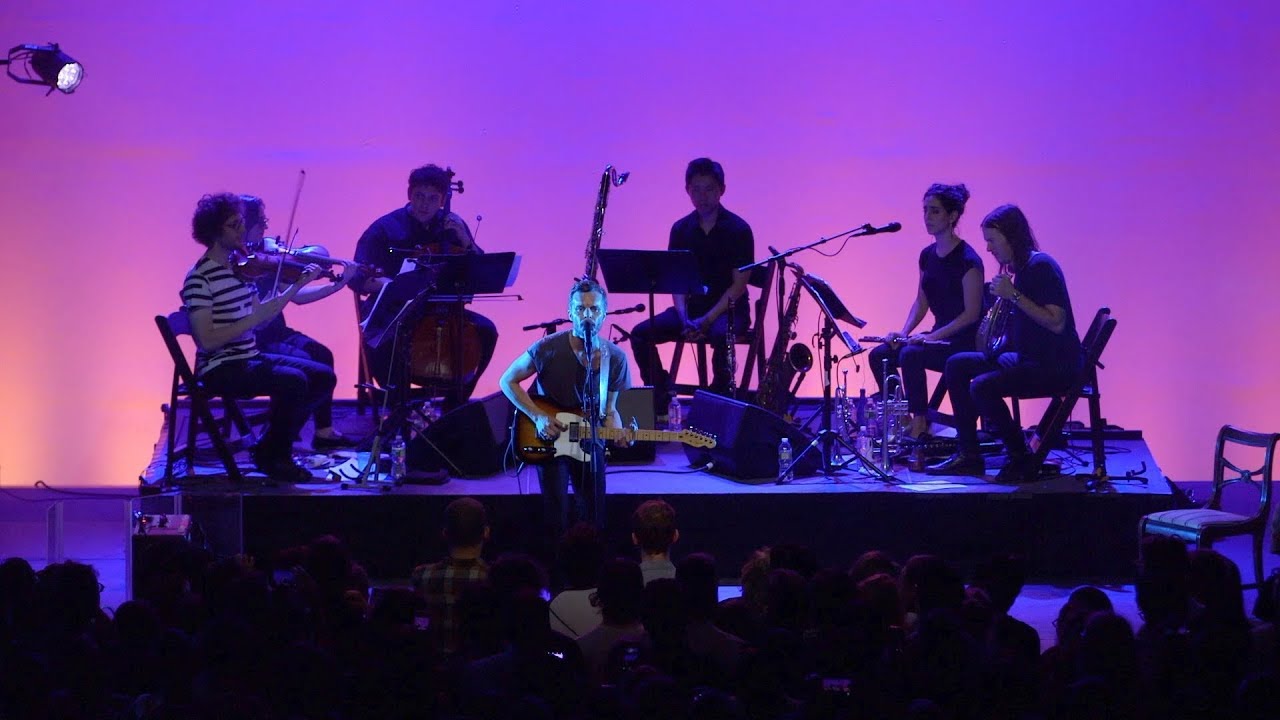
155,311,258,485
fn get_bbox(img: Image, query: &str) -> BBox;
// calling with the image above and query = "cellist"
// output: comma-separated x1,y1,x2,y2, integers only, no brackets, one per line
353,164,499,405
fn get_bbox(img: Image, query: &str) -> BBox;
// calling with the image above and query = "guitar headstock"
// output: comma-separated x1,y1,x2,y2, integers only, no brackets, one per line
678,427,717,449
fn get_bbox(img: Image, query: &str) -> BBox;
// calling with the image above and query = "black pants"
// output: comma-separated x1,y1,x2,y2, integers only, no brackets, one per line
631,306,750,407
944,352,1076,457
869,340,972,416
259,329,336,428
200,353,336,461
537,448,606,542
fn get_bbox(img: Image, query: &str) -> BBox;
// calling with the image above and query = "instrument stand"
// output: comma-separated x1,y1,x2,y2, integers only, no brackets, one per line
779,273,893,483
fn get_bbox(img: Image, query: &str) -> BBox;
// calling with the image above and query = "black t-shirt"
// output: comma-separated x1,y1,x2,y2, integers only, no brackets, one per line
918,241,984,344
668,207,754,318
354,206,474,279
1011,252,1082,370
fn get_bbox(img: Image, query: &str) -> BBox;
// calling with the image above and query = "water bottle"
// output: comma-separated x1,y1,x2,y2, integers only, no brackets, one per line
777,437,794,483
667,395,683,432
390,435,406,483
855,425,873,462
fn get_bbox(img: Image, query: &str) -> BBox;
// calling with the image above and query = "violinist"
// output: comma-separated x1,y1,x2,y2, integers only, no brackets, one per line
869,183,984,441
180,193,337,483
353,164,498,405
925,204,1082,483
240,194,355,449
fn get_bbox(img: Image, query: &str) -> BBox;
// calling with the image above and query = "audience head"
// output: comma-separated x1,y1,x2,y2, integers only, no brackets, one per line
971,552,1028,615
443,497,489,550
631,499,679,557
558,521,605,590
849,549,900,585
677,552,721,621
1055,585,1114,648
596,558,644,626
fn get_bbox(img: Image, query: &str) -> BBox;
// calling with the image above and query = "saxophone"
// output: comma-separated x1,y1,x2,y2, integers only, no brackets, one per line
975,263,1014,360
756,264,810,416
581,165,629,282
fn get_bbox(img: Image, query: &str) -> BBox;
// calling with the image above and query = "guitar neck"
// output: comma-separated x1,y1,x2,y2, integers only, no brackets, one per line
592,427,682,444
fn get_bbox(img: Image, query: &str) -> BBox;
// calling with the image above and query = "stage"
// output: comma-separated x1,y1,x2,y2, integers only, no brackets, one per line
136,394,1182,584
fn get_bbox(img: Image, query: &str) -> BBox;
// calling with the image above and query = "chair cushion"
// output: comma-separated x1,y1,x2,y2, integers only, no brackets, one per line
1143,508,1252,533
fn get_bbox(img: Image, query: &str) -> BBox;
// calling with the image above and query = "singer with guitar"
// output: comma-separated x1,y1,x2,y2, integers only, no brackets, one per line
925,204,1082,483
869,183,984,441
501,279,634,540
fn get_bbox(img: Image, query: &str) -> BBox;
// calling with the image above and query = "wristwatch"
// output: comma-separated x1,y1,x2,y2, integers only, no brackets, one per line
1010,291,1022,305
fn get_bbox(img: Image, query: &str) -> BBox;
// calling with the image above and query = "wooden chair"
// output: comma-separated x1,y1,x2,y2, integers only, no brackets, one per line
155,311,258,485
1140,425,1280,587
669,263,775,398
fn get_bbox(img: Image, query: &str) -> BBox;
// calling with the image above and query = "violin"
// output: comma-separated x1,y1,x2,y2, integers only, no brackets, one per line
258,239,386,284
229,248,336,284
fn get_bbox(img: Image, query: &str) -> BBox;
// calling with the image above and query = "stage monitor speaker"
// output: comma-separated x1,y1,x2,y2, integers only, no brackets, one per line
407,391,514,477
683,390,819,483
610,386,657,464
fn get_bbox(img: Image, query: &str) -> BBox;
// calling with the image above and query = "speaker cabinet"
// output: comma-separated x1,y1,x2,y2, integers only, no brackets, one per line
682,390,819,483
610,386,657,464
407,391,515,477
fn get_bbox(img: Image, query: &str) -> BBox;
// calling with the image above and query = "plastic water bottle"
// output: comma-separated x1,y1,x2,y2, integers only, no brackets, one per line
855,425,873,461
777,437,794,483
390,436,406,483
667,395,683,432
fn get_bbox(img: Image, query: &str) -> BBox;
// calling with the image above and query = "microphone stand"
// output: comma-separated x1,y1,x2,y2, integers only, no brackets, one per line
737,221,901,275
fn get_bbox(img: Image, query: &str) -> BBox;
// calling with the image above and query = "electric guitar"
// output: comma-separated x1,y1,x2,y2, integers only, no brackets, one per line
513,396,716,463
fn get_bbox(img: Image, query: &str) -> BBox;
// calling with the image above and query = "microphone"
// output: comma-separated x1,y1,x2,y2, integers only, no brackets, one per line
607,303,645,316
582,320,596,354
868,221,902,235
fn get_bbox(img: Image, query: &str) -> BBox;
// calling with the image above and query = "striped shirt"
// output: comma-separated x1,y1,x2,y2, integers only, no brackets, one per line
180,255,259,375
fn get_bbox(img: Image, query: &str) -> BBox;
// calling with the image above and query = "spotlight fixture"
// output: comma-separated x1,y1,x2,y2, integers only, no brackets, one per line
2,43,83,95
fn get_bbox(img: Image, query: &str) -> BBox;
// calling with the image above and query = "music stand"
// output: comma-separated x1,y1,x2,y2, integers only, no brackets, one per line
779,272,893,482
597,249,704,395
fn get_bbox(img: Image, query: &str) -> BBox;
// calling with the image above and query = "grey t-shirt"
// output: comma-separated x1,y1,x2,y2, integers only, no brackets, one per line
528,330,631,411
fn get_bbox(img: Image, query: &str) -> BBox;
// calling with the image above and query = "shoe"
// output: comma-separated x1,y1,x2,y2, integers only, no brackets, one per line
924,453,985,476
313,431,357,450
251,445,313,484
995,455,1039,484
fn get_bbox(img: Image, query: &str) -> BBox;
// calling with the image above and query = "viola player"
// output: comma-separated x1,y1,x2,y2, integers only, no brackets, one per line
180,193,336,483
240,194,355,449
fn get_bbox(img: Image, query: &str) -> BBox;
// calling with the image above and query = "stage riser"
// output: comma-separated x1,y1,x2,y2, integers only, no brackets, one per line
170,490,1180,583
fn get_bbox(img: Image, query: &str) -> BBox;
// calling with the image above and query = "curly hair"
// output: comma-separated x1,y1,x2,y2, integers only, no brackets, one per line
191,193,242,247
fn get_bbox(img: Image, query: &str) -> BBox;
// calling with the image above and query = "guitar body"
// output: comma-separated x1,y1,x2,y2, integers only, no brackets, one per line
513,396,715,463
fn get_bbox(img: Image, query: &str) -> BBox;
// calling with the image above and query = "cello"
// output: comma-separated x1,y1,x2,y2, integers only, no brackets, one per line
405,170,484,405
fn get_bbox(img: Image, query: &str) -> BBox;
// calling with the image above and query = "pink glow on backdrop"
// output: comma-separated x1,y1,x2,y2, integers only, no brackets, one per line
1,2,1277,489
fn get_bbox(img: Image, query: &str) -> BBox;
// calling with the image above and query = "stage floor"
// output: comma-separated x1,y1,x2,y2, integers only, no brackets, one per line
137,398,1179,582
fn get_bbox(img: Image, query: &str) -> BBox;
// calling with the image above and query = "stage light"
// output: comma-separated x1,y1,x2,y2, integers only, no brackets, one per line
2,43,84,95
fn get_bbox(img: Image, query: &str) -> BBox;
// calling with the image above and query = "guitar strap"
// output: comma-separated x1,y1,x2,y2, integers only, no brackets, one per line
597,345,611,423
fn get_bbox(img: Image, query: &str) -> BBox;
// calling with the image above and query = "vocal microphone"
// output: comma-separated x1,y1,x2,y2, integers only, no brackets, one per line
607,303,645,316
866,221,902,235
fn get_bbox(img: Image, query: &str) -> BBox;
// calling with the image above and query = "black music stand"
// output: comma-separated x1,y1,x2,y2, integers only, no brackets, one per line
597,249,703,397
779,273,892,482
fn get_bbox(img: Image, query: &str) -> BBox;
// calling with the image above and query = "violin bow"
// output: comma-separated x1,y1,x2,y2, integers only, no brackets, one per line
269,169,307,295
